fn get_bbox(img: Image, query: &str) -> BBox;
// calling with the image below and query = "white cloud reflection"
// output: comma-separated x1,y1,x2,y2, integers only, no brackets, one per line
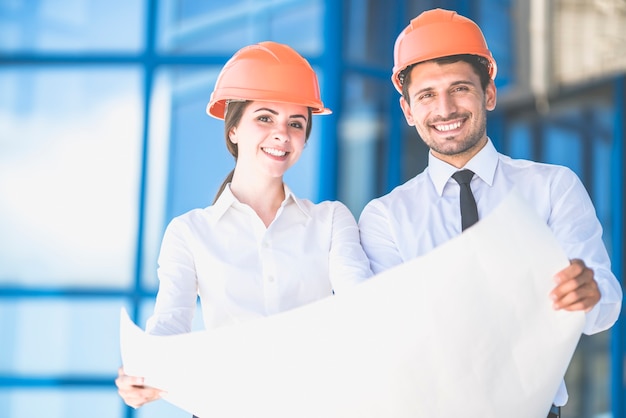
0,79,143,287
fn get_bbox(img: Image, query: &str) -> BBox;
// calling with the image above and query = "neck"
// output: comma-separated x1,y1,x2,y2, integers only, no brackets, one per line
230,172,285,227
434,137,488,168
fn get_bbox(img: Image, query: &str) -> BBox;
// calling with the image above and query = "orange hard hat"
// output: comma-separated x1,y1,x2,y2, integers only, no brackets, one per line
391,8,497,93
207,41,331,119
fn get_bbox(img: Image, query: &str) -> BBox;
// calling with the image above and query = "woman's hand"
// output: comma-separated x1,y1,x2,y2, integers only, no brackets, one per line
115,366,166,408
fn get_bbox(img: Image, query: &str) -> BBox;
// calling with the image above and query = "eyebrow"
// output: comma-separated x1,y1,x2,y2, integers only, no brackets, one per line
253,107,307,121
412,79,477,99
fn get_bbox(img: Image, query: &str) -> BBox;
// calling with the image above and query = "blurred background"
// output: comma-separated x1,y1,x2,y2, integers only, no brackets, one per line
0,0,624,417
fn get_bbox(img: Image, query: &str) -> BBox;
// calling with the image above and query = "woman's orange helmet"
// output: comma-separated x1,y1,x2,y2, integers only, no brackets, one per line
207,41,331,119
391,8,498,93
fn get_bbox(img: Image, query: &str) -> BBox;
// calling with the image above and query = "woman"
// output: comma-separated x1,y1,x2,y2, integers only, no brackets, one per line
116,41,372,410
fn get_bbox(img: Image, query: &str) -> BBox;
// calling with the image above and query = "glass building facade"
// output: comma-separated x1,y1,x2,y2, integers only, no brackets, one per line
1,1,624,417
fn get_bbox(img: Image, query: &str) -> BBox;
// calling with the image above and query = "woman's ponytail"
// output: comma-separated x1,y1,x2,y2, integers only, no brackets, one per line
212,169,234,204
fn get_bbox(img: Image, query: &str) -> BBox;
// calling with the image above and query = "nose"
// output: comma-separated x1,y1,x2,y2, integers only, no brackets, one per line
272,122,290,142
434,93,457,117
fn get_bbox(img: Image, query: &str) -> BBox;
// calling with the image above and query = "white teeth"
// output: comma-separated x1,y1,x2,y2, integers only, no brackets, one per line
435,121,462,132
263,148,287,157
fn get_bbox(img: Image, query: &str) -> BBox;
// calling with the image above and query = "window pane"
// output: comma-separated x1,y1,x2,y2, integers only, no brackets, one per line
543,122,583,174
0,389,120,418
0,0,145,52
507,121,534,160
0,300,126,375
477,0,514,88
591,108,613,247
0,68,142,287
338,74,390,216
345,0,395,67
157,0,323,54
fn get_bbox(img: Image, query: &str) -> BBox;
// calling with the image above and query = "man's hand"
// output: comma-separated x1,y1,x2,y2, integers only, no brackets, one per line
550,259,600,312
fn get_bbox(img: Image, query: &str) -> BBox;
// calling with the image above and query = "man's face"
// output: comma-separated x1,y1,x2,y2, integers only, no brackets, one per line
399,60,496,167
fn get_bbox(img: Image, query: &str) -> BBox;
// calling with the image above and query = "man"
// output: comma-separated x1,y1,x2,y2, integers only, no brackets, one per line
358,8,622,418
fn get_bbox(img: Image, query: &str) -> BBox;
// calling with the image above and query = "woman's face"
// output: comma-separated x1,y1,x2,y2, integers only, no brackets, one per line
228,101,309,180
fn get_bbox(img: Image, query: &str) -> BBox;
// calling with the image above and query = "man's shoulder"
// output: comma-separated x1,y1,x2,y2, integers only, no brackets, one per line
499,153,577,179
364,171,429,210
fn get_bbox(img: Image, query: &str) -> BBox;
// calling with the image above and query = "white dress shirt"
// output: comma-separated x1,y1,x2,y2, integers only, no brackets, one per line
146,184,372,336
358,138,622,406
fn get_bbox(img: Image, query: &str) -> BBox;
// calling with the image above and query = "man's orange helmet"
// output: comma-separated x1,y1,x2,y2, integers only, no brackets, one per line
391,8,497,93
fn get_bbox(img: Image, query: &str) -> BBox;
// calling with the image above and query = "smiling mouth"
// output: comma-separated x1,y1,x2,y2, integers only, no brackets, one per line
262,147,288,157
433,121,462,132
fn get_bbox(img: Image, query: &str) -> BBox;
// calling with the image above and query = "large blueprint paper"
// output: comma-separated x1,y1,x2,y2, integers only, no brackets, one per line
120,191,585,417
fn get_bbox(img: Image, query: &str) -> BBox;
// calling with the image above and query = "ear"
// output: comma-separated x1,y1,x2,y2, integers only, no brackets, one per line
228,127,238,144
399,96,415,126
485,80,497,111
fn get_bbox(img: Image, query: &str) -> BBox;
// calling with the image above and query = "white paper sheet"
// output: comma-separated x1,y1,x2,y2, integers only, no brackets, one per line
120,190,585,418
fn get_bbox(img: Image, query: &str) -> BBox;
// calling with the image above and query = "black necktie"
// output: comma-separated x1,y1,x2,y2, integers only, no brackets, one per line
452,169,479,231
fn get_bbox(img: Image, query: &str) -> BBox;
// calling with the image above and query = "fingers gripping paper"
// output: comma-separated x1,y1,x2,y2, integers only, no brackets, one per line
120,191,585,417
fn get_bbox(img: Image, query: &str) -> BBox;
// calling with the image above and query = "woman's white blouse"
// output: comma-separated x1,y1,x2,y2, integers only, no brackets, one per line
146,184,372,335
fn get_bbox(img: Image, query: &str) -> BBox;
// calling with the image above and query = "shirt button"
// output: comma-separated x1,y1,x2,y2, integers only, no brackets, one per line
267,276,275,283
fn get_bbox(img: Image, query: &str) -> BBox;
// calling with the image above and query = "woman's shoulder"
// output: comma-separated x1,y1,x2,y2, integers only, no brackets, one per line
295,198,357,228
165,206,216,231
293,195,350,213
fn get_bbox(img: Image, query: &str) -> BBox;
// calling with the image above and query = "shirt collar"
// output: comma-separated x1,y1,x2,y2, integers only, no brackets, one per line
211,183,311,223
283,184,312,220
428,138,498,196
211,184,238,223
